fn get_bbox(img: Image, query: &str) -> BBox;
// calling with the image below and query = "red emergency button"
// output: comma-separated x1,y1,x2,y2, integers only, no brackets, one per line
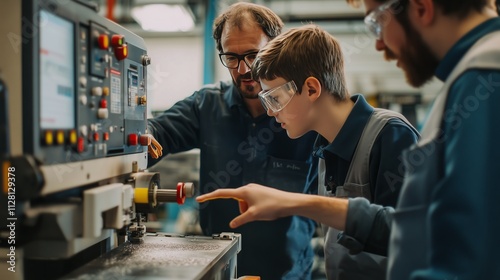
98,34,109,50
128,133,138,146
77,137,84,153
100,99,107,109
115,44,128,60
111,34,125,47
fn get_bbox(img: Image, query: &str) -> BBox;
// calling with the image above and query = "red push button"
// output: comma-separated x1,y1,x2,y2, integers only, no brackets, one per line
103,132,110,141
111,34,125,47
128,133,138,146
139,134,151,146
98,34,109,50
93,132,99,142
115,44,128,60
77,137,84,153
100,99,107,109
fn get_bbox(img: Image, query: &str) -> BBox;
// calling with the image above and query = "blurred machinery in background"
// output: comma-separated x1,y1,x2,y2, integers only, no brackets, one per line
375,93,422,127
0,1,240,279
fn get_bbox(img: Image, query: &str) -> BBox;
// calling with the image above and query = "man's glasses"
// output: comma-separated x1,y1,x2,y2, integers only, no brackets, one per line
364,0,400,39
219,51,259,69
258,81,298,113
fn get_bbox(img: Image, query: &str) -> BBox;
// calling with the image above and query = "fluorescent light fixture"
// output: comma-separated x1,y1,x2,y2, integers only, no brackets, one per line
131,4,194,32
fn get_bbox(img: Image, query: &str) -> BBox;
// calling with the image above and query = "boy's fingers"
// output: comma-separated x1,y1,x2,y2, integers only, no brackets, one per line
230,211,252,228
196,189,244,202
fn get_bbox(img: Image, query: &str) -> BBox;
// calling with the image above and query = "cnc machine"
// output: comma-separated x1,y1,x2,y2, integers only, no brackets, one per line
0,1,240,279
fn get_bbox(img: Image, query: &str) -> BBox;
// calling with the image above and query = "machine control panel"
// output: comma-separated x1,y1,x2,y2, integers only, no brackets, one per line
24,4,148,165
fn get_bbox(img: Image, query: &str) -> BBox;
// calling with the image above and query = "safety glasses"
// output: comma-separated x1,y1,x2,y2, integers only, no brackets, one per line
364,0,400,39
258,81,298,113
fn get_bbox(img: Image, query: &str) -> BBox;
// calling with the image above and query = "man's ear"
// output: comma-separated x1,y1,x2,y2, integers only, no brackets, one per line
410,0,435,27
304,77,321,101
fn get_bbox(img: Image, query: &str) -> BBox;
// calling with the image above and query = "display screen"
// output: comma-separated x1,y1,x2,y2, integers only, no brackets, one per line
39,10,75,129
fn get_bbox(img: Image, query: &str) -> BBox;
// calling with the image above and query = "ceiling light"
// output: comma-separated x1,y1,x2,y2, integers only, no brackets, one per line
131,4,194,32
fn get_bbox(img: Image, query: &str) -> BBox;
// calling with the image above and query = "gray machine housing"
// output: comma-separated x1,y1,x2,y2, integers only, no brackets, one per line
0,1,240,279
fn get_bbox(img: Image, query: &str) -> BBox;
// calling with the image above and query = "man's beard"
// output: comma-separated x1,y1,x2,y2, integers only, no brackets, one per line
234,73,260,99
385,24,439,88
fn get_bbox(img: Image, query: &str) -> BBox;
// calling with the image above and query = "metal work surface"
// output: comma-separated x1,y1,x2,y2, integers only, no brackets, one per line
62,233,240,280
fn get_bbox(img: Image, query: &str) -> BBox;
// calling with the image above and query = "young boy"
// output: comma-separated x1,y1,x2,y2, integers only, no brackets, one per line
202,24,419,279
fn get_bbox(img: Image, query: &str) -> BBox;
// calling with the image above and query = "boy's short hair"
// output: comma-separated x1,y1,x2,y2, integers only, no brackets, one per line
252,24,348,101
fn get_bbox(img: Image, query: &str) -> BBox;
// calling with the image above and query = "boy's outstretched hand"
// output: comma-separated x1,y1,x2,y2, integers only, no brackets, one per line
196,184,296,228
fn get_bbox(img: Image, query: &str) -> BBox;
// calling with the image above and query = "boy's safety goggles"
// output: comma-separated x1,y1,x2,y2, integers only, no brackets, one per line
258,80,298,113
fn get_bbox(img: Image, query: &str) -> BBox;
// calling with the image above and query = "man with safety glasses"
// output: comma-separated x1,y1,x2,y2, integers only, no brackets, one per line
347,0,500,279
198,0,500,279
145,2,319,279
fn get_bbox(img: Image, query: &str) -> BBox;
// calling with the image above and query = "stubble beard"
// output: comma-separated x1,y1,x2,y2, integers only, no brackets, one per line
234,73,260,99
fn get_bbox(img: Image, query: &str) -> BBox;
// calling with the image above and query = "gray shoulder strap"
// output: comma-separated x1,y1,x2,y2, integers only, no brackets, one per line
318,158,327,197
420,31,500,143
342,109,416,197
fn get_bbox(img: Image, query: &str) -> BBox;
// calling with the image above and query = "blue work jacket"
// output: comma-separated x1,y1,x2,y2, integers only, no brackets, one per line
342,17,500,280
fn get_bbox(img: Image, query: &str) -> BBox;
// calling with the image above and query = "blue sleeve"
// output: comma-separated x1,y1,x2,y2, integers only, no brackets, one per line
412,70,500,279
370,120,420,206
147,91,202,167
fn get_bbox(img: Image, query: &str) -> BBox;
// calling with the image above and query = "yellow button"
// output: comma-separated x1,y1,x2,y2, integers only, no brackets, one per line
102,86,110,96
45,131,54,145
56,131,65,145
69,130,77,145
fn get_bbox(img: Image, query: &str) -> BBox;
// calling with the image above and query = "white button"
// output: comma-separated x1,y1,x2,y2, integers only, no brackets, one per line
92,87,103,96
109,126,114,133
80,125,88,137
80,95,87,105
98,108,109,119
79,77,87,88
